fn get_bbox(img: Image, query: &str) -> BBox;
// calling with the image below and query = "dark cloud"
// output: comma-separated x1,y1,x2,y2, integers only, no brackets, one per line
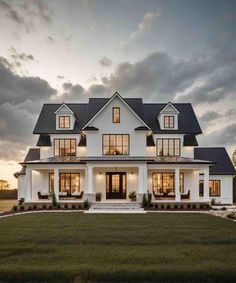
199,111,221,122
99,56,112,67
47,36,55,44
0,57,56,105
0,0,24,25
57,75,65,79
9,47,34,62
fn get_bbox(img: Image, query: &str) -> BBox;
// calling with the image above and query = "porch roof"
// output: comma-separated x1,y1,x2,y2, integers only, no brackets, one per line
21,156,214,165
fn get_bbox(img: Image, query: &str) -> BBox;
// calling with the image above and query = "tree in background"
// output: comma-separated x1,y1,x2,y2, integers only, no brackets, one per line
232,150,236,167
0,180,10,190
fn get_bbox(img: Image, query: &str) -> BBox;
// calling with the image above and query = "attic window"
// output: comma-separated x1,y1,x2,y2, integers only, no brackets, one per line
112,107,120,123
164,116,174,128
59,116,70,128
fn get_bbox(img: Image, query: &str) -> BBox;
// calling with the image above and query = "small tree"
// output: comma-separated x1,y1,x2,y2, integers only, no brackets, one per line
232,150,236,167
142,194,147,208
51,192,57,208
0,180,10,190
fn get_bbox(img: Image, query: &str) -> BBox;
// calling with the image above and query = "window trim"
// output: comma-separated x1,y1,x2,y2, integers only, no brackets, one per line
199,180,221,197
59,116,70,129
54,138,76,156
156,138,181,156
49,173,54,193
164,116,174,128
102,134,130,155
112,107,120,123
152,172,184,193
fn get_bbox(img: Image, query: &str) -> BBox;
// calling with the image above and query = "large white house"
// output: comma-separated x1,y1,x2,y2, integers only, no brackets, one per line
15,92,235,207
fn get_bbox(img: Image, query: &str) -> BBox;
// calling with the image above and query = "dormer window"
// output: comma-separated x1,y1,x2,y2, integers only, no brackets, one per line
112,107,120,123
59,116,70,129
164,116,174,128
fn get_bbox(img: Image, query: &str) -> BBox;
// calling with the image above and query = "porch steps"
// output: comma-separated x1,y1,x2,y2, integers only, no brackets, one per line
86,202,146,214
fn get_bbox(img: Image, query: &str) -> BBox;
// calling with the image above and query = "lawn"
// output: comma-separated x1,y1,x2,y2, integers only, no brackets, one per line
0,213,235,283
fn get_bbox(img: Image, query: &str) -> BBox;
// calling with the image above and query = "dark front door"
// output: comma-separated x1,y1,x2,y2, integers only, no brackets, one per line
106,172,126,199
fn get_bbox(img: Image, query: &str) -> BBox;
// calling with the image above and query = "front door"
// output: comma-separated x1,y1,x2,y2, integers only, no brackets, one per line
106,172,126,199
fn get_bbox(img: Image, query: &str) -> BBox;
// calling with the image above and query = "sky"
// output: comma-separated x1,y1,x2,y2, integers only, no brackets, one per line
0,0,235,188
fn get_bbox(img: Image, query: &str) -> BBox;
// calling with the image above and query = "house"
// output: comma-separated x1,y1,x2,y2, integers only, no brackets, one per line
14,92,235,207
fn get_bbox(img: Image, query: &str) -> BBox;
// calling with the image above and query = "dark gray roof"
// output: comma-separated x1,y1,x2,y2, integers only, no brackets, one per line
194,147,236,175
36,134,52,146
183,134,198,146
33,96,202,135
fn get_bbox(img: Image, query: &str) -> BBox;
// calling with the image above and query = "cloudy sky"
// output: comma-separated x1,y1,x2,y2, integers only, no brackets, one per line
0,0,235,187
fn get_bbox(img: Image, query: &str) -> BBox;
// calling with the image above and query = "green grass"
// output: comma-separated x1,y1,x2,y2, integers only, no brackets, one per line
0,213,235,283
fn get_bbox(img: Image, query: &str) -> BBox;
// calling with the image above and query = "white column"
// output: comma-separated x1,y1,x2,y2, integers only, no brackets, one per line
175,168,180,201
87,165,93,194
25,167,32,201
192,170,199,201
138,165,147,194
54,168,59,201
203,167,210,202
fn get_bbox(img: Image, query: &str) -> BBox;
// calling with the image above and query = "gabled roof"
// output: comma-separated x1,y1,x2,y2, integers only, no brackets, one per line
194,147,236,175
54,102,74,114
81,92,151,130
159,102,179,114
33,94,202,134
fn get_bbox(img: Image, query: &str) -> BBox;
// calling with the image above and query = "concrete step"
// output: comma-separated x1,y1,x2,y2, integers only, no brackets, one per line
85,209,146,214
89,202,142,211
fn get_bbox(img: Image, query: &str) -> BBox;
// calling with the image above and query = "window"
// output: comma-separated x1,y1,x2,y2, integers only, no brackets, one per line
103,134,129,155
54,139,76,156
59,116,70,128
112,107,120,123
210,180,220,197
60,173,80,193
152,173,184,193
199,180,220,197
49,173,54,193
156,139,180,156
164,116,174,128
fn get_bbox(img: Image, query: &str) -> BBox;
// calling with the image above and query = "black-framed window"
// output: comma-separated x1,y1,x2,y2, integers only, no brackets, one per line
49,173,54,193
152,173,184,193
210,180,220,196
164,116,174,128
59,116,70,128
112,107,120,123
156,138,180,156
199,180,221,197
54,139,76,156
103,134,129,155
59,173,80,193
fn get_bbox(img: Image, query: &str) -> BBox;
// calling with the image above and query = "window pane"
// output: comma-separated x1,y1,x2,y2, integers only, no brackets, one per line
157,139,163,156
54,139,59,156
103,134,129,155
64,117,70,128
174,139,180,156
163,139,169,155
169,139,174,156
113,108,120,123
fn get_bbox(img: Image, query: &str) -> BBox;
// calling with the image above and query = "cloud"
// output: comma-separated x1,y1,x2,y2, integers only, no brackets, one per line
47,36,55,44
130,11,159,40
57,75,65,79
0,57,56,105
99,56,112,67
0,0,24,25
199,111,221,122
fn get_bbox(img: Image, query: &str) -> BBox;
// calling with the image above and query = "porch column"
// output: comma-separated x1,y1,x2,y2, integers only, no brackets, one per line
84,164,95,202
175,168,180,201
203,167,210,202
192,170,199,201
138,165,147,202
25,167,32,201
54,168,59,201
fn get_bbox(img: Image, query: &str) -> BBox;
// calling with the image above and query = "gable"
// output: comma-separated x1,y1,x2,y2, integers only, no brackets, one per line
159,102,179,114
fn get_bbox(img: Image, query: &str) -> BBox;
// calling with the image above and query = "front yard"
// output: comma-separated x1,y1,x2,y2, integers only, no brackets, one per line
0,213,235,283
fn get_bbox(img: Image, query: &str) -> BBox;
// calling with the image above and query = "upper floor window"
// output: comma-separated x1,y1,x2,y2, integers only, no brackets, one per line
164,116,174,128
157,138,180,156
54,139,76,156
59,116,70,128
103,134,129,155
112,107,120,123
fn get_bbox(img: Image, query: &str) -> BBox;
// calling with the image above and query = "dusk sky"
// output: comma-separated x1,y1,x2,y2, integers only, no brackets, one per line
0,0,235,187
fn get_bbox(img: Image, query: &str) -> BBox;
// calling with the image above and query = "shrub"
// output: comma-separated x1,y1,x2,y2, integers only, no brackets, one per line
96,192,102,202
56,204,61,209
72,204,76,210
42,204,47,210
227,212,236,220
174,204,178,210
33,205,37,210
142,194,147,208
18,198,24,205
12,205,17,211
187,204,191,209
28,206,32,211
20,205,24,211
192,204,196,209
78,204,82,209
180,204,184,210
51,192,57,208
211,199,217,206
200,204,204,209
128,191,136,202
147,191,152,207
83,199,90,209
166,205,170,210
161,204,164,209
155,204,158,209
221,207,227,210
64,204,68,209
48,205,53,210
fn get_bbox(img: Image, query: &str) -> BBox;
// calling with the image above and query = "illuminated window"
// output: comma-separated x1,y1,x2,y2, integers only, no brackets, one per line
156,139,180,156
54,139,76,156
112,107,120,123
49,173,54,193
164,116,174,128
199,180,220,197
60,173,80,193
103,134,129,155
152,173,184,193
59,116,70,128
